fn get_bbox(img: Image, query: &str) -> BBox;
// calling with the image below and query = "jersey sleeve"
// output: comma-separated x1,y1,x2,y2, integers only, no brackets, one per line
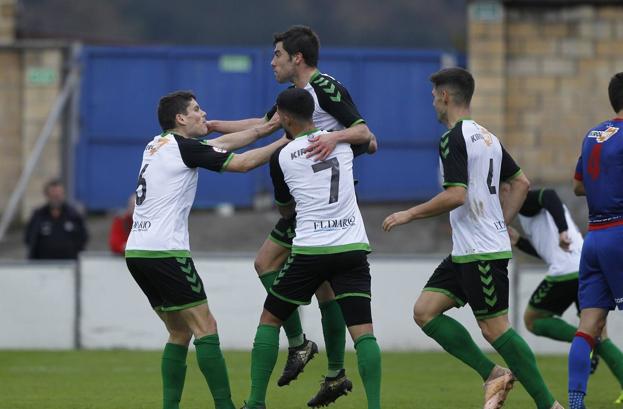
175,135,233,172
312,74,365,129
269,147,293,206
574,156,583,181
539,189,568,232
264,104,277,121
500,145,522,181
440,128,468,188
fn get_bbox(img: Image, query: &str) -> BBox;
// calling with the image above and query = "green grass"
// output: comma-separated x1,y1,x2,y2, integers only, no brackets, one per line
0,350,620,409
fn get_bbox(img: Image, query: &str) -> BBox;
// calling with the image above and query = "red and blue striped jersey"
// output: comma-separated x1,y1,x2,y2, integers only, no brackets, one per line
575,117,623,230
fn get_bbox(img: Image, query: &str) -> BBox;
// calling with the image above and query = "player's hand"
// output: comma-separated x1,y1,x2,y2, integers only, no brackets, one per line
382,211,412,232
205,120,217,135
305,133,337,161
559,230,572,252
507,226,520,245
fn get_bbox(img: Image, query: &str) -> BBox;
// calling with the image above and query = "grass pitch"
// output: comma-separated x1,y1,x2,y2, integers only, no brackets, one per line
1,349,619,409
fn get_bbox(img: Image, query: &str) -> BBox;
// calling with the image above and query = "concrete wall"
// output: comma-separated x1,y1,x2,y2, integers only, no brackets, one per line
469,1,623,184
2,254,622,353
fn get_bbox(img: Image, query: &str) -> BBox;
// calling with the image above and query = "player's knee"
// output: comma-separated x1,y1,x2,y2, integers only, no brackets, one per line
168,329,192,345
254,257,266,275
413,305,434,328
524,312,535,333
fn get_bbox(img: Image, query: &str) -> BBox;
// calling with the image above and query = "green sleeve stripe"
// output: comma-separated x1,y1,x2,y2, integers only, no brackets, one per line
269,288,311,306
545,272,579,282
334,292,371,300
422,287,466,307
443,182,468,189
125,249,192,258
274,198,294,206
537,188,545,206
219,153,235,173
451,251,512,263
349,119,366,128
160,299,207,312
267,235,292,249
504,169,523,182
292,243,371,255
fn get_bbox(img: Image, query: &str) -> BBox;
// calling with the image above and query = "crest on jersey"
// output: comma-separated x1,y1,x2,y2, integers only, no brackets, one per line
147,137,170,155
477,125,494,146
588,126,619,143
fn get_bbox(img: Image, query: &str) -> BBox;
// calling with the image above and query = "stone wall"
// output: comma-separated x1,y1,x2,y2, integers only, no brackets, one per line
469,1,623,185
0,0,15,44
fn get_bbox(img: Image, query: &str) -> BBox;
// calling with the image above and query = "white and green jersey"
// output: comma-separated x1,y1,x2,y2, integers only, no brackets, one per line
266,70,366,133
440,119,522,263
270,129,370,255
125,132,232,258
518,205,582,278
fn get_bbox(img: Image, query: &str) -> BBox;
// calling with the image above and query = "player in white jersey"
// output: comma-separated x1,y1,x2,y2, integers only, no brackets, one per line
505,187,623,401
125,90,288,409
383,68,564,409
241,88,381,409
206,26,376,404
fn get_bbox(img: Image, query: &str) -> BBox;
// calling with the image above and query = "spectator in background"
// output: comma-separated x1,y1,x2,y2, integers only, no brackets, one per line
109,195,134,255
24,178,88,260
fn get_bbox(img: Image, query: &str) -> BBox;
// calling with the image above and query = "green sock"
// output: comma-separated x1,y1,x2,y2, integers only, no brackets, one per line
355,334,382,409
260,271,304,347
492,328,555,409
531,317,577,342
320,300,346,373
247,324,280,408
596,338,623,388
193,334,235,409
422,314,495,381
162,343,188,409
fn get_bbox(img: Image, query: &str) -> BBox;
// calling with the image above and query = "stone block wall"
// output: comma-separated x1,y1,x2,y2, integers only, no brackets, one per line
469,1,623,185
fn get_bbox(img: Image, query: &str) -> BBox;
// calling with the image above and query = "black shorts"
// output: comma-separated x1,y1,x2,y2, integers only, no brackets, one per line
528,274,579,316
126,256,207,312
268,217,296,248
270,250,371,305
424,255,510,320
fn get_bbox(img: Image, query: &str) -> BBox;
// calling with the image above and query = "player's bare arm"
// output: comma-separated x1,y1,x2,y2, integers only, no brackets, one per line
306,123,373,161
224,136,289,173
206,117,267,135
206,113,281,151
382,186,466,232
501,172,530,225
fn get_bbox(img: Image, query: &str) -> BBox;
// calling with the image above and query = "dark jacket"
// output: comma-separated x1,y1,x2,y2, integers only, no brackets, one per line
24,203,89,260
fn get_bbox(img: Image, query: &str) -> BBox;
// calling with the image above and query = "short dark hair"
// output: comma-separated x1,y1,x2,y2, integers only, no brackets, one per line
273,25,320,67
429,67,475,106
157,91,196,131
43,178,62,194
608,72,623,114
276,88,314,122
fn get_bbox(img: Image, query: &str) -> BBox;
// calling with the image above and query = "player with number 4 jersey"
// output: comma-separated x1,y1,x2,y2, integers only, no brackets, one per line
383,67,563,409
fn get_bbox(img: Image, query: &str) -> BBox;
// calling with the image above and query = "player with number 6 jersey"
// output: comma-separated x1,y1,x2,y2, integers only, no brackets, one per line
125,90,286,409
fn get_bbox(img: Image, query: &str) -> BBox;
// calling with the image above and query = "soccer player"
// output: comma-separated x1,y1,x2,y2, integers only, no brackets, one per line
209,25,376,405
569,72,623,409
383,67,563,409
241,88,381,409
125,90,287,409
505,188,623,403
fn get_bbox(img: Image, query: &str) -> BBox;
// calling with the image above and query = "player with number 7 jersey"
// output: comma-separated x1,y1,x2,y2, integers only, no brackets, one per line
270,128,369,255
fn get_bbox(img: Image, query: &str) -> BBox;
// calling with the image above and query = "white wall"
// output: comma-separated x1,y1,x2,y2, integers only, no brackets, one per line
1,254,622,352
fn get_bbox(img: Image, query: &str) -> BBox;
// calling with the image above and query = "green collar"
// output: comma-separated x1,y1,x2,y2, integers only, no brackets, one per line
309,69,321,83
294,128,320,139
